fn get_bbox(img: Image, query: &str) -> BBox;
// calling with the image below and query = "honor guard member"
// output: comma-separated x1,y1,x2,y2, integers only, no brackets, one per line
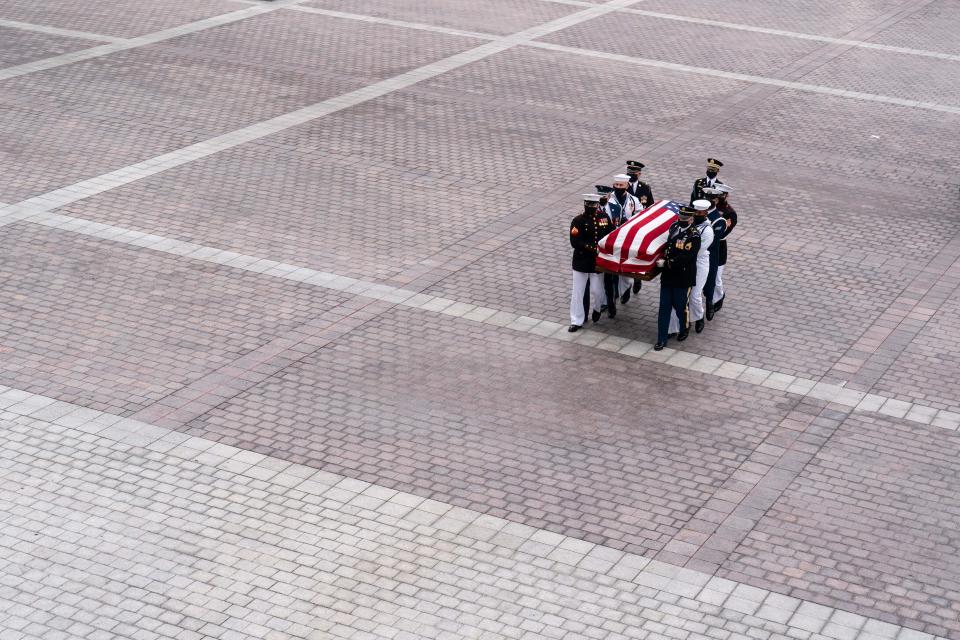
691,158,724,203
668,198,714,334
595,184,621,318
569,194,610,332
713,183,738,311
626,160,655,209
700,186,728,321
608,174,643,304
654,206,701,351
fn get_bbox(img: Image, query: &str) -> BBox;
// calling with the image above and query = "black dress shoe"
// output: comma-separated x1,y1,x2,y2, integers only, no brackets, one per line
620,290,631,305
607,304,617,319
677,332,688,341
600,304,607,312
668,332,677,339
653,341,665,351
714,297,724,311
695,319,705,333
632,280,642,294
591,310,601,323
706,304,715,321
568,324,581,333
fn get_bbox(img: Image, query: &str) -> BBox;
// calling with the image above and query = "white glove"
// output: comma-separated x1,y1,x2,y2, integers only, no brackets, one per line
656,259,665,268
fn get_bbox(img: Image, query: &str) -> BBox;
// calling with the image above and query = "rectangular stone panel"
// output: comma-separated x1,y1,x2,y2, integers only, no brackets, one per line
56,141,521,284
627,0,908,38
0,0,242,38
538,11,824,76
798,46,960,108
717,88,960,187
0,223,350,416
302,0,580,35
262,47,748,192
0,11,482,200
868,0,960,57
871,294,960,413
59,47,746,282
0,25,105,68
185,304,796,557
719,411,960,639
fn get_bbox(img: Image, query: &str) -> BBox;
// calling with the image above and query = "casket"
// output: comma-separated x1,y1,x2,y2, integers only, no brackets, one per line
596,199,682,280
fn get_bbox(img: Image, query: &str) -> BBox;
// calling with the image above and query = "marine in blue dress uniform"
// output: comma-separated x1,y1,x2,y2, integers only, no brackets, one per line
655,206,701,351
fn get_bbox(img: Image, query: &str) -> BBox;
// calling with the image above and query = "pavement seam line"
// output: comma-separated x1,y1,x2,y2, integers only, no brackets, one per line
227,5,960,115
18,209,960,434
532,0,960,62
0,0,641,226
525,41,960,115
0,388,947,640
0,0,309,82
0,18,126,43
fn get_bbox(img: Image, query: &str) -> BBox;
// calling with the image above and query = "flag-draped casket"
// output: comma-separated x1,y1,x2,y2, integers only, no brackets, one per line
596,199,682,279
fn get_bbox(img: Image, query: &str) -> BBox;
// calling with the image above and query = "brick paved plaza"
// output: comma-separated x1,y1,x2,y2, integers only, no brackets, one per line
1,1,959,639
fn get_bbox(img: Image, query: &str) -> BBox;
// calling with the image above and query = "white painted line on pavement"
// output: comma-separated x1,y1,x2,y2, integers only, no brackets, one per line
533,0,960,63
526,41,960,115
21,209,960,434
0,18,126,43
0,389,948,640
0,0,641,220
0,0,308,82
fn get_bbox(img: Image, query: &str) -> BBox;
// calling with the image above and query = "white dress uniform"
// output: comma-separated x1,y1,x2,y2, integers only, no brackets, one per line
668,208,714,333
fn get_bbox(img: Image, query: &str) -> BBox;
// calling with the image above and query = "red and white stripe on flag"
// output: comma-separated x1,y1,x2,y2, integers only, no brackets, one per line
596,199,680,275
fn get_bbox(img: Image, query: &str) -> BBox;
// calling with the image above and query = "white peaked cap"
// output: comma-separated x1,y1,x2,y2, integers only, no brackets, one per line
583,193,602,202
612,174,631,182
692,199,711,211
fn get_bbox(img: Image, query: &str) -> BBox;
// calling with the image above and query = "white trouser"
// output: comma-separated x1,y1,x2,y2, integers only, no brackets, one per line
713,264,725,303
570,270,604,326
618,276,633,295
688,254,710,321
668,254,709,332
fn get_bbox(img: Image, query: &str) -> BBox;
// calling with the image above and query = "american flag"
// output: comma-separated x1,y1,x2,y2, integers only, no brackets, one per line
596,200,682,276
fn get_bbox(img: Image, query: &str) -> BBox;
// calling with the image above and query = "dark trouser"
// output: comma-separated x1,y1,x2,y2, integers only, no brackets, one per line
658,285,689,344
703,248,720,312
604,274,618,310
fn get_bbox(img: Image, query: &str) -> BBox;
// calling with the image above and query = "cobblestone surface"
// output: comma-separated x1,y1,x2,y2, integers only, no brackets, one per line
1,1,958,638
0,396,945,640
539,11,824,76
629,0,910,38
0,25,103,67
721,411,960,638
186,306,794,557
867,0,960,56
0,0,242,38
304,0,580,35
0,224,349,416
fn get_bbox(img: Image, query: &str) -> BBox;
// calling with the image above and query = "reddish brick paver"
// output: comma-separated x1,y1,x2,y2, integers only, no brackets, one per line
302,0,580,35
184,305,795,557
538,11,825,76
0,26,104,68
1,1,959,637
630,0,915,38
0,12,481,200
720,411,960,638
0,224,350,416
0,0,242,38
867,0,960,56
